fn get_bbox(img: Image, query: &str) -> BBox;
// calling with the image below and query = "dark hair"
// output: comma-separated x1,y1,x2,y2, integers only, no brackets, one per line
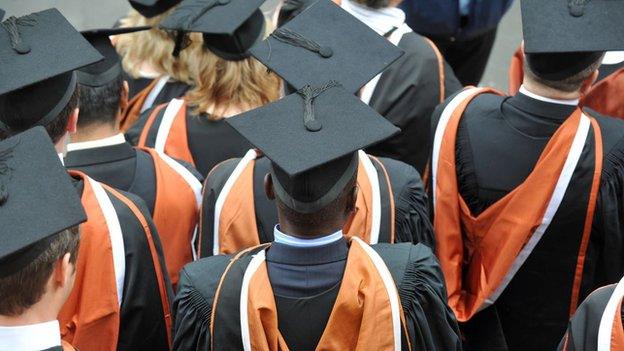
77,75,124,129
0,89,80,144
0,226,80,316
275,171,357,229
524,53,603,93
354,0,391,9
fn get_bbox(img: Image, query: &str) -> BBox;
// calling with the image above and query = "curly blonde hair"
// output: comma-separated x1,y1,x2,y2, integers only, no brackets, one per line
185,22,281,120
115,9,201,85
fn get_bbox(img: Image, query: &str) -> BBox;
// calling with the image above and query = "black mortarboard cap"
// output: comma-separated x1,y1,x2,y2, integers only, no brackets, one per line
79,27,151,87
277,0,315,26
250,0,403,93
227,81,400,213
0,127,87,278
0,9,103,131
522,0,624,80
129,0,183,18
160,0,265,60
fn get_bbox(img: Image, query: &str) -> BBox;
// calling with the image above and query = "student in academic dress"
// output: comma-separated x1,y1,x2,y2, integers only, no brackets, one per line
509,47,624,120
199,0,433,256
126,0,281,176
429,1,624,350
172,67,462,350
0,128,87,351
66,27,204,287
278,0,462,175
558,275,624,351
0,10,173,351
114,0,197,131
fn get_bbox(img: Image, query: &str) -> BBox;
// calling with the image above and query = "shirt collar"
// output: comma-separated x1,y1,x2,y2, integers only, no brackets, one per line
67,133,126,152
341,0,405,36
273,225,344,248
0,320,61,351
519,85,580,106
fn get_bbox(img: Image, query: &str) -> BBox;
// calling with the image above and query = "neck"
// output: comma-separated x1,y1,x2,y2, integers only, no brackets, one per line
0,298,59,327
523,77,581,100
71,123,119,143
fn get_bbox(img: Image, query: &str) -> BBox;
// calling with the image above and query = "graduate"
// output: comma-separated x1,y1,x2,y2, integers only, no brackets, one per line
65,28,204,287
199,0,433,257
115,0,198,130
429,1,624,349
126,0,281,176
509,47,624,120
0,10,173,351
172,72,461,350
278,0,462,175
0,128,87,351
558,276,624,351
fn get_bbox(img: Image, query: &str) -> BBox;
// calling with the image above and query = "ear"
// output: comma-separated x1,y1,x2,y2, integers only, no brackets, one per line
264,173,275,200
581,70,600,95
66,108,79,134
53,252,75,289
120,80,130,112
346,184,358,214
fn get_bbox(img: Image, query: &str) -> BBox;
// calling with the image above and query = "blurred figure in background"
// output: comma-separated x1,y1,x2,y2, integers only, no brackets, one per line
400,0,514,85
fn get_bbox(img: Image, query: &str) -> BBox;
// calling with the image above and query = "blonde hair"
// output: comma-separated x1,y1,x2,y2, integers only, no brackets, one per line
185,24,281,120
115,9,201,85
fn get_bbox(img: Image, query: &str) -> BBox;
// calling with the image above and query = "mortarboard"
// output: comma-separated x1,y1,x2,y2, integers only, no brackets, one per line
522,0,624,80
250,0,404,93
277,0,315,26
160,0,265,61
129,0,183,18
227,81,400,213
0,9,5,21
0,9,102,132
0,127,87,278
78,26,151,87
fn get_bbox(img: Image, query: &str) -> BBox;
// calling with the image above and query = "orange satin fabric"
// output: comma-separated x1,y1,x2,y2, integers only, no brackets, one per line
120,78,159,132
611,299,624,350
59,172,121,351
140,147,199,287
243,239,407,351
434,89,600,321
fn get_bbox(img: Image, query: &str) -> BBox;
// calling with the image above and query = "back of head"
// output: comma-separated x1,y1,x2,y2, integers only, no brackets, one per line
353,0,393,9
115,9,200,85
0,227,80,316
185,22,281,119
77,76,123,130
524,52,604,93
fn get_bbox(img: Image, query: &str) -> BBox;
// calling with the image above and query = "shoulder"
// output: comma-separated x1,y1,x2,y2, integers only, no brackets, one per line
433,89,506,127
205,157,244,191
105,187,155,236
587,109,624,154
177,255,233,303
371,243,442,287
373,156,423,197
575,283,617,318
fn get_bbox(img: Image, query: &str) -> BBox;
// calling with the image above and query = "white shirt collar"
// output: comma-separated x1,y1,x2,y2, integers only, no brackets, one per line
67,133,126,152
341,0,405,36
273,225,344,248
519,85,580,106
0,320,61,351
602,51,624,65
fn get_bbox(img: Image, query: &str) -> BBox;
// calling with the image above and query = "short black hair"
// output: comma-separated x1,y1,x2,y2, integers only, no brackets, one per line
354,0,391,9
525,52,604,93
0,88,79,144
77,75,124,129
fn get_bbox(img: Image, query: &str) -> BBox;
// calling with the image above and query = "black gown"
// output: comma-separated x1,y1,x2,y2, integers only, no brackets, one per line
558,283,624,350
70,177,173,351
125,72,191,110
126,105,252,176
430,92,624,350
199,154,434,257
365,30,462,175
172,242,462,350
65,141,202,215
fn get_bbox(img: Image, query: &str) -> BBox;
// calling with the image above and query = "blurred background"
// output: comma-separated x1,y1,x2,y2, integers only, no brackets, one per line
2,0,521,90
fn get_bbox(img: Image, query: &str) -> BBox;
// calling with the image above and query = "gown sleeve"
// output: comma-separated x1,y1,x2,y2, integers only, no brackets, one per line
383,157,435,248
172,256,232,351
399,244,463,351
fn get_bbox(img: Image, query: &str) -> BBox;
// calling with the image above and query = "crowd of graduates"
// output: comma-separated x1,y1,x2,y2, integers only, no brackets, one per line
2,0,624,350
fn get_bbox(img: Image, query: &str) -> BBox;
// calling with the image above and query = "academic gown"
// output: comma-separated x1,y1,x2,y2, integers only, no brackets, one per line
68,176,173,351
171,240,462,350
125,72,191,108
364,29,462,175
430,92,624,350
126,102,252,176
558,283,624,351
198,154,434,257
65,141,203,215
